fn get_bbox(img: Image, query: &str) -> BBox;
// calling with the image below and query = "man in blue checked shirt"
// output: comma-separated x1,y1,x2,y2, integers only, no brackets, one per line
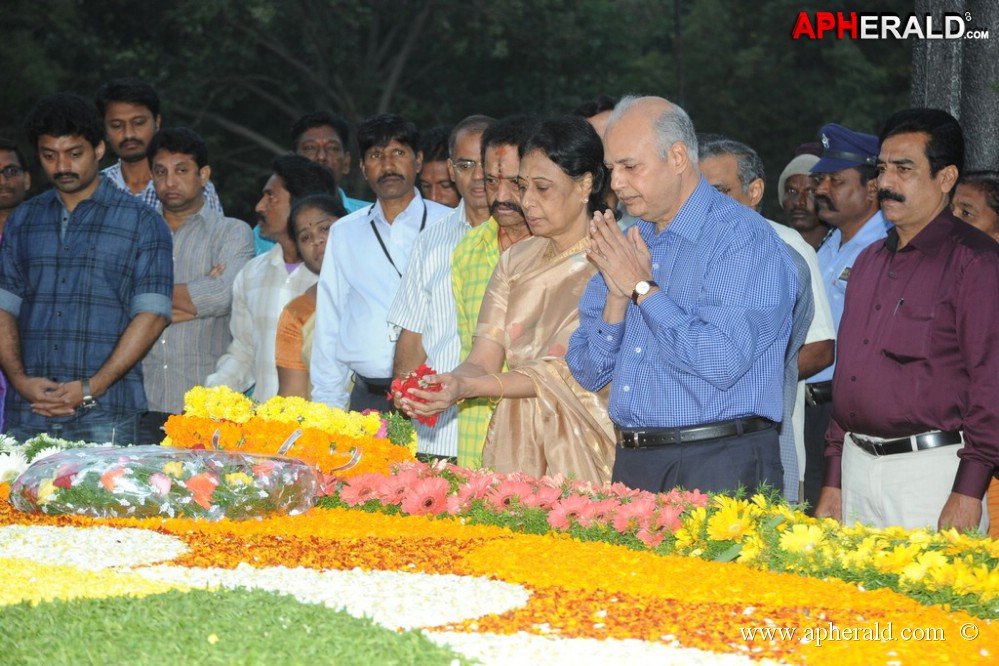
566,96,798,496
0,93,173,445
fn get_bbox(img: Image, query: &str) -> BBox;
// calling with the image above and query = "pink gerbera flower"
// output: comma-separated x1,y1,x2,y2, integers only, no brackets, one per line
486,479,534,511
636,526,665,548
547,493,591,530
339,473,386,506
522,484,562,509
377,468,421,505
401,476,450,515
578,497,622,527
656,504,684,532
612,497,657,534
462,471,497,499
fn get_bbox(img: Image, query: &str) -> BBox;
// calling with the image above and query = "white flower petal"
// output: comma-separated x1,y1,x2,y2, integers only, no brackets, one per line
0,525,188,570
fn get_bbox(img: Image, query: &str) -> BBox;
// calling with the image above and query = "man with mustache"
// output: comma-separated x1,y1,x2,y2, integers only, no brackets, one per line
0,93,173,444
206,155,336,402
801,124,886,514
312,114,452,411
388,115,494,462
140,128,254,443
777,151,828,250
95,79,223,213
449,115,534,467
815,109,999,532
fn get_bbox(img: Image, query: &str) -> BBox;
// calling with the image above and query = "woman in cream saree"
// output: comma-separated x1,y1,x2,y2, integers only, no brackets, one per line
406,116,615,484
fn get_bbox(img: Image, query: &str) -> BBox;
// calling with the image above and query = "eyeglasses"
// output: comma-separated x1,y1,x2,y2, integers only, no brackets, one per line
449,159,482,174
0,165,25,179
298,143,343,159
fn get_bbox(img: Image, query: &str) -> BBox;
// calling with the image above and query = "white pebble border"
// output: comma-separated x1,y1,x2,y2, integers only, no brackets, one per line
425,631,772,666
0,525,188,570
128,563,532,631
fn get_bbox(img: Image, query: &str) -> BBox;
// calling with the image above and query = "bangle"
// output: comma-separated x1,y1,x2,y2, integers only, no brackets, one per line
488,373,504,405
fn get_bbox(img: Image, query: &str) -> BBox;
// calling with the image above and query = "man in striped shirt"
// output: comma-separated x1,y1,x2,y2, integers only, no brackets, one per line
387,115,494,461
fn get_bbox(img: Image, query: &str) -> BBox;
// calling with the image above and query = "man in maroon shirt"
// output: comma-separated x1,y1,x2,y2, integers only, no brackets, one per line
815,109,999,532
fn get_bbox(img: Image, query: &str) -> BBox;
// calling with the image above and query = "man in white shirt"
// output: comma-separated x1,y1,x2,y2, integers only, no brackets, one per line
698,135,836,503
205,155,337,401
312,114,453,412
386,115,494,460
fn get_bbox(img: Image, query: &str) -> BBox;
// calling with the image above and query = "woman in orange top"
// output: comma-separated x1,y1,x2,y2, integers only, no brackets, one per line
276,194,346,398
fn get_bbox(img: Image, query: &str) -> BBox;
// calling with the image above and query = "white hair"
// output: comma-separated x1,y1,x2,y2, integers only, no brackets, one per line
610,94,699,163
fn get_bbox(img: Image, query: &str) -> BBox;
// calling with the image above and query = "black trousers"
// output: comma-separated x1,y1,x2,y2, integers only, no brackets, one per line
802,401,833,515
348,376,399,415
612,427,783,495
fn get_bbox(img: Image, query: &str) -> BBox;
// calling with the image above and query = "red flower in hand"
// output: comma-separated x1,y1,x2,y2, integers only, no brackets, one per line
390,363,442,427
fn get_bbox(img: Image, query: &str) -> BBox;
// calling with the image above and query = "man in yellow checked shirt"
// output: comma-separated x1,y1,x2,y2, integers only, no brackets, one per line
450,116,534,467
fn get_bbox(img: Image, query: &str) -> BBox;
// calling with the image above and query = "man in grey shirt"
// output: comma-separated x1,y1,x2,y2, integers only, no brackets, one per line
139,128,253,443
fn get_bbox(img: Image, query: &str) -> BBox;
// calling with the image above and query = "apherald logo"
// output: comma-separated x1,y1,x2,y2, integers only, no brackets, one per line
792,11,989,40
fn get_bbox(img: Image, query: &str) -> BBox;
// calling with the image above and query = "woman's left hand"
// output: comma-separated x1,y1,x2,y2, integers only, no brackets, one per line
402,372,465,417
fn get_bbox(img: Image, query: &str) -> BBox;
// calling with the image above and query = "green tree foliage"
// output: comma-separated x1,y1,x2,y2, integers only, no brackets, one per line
0,0,911,223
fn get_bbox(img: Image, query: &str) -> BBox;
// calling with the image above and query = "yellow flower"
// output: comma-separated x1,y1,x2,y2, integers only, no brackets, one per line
163,461,184,478
706,501,754,543
900,550,950,586
37,479,57,505
184,386,255,423
874,543,924,575
737,534,764,564
778,524,825,554
225,472,254,487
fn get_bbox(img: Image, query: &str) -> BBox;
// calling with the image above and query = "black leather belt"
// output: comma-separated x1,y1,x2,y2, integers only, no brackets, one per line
616,417,774,449
805,381,833,406
850,430,962,456
355,375,393,396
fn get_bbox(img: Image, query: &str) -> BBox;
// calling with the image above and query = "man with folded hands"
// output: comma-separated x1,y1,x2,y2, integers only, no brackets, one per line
566,95,798,496
814,109,999,532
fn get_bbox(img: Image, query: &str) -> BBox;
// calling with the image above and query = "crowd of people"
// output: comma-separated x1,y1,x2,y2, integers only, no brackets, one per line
1,78,997,533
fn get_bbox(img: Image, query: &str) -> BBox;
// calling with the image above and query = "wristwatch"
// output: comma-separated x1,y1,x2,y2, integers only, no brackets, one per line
80,378,97,409
631,280,659,305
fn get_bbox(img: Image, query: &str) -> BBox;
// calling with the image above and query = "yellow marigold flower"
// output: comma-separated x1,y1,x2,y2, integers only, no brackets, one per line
225,472,254,487
184,386,255,423
163,461,184,478
778,524,825,554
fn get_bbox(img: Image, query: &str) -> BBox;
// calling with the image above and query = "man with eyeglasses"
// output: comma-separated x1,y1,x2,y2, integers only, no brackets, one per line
387,115,494,462
0,139,32,237
449,114,535,467
311,114,452,412
249,111,372,257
